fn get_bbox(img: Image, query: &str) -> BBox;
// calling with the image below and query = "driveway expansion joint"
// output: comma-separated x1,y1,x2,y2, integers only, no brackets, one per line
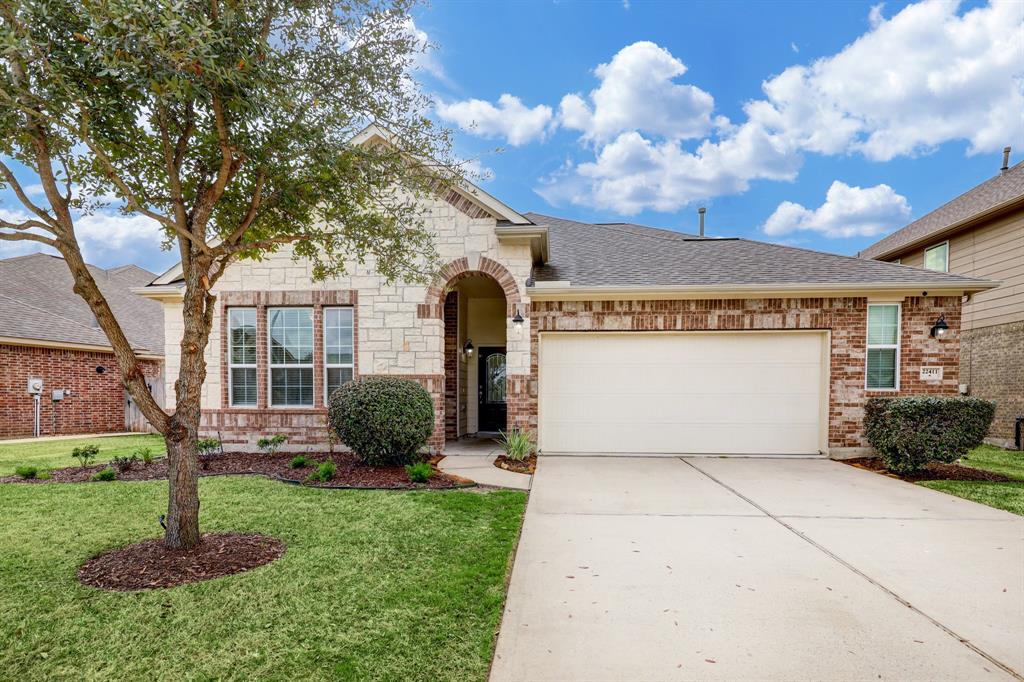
680,457,1024,681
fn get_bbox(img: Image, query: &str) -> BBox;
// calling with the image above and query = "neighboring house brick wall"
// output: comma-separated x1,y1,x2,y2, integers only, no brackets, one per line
0,344,161,438
961,321,1024,447
523,296,961,452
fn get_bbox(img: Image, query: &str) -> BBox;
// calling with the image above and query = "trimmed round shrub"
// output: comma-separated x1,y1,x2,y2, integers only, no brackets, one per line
863,396,995,474
328,377,434,466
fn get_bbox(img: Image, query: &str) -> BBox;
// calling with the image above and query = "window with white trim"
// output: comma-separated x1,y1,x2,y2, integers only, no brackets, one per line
228,308,258,406
866,304,900,390
924,242,948,272
324,307,354,401
268,307,314,406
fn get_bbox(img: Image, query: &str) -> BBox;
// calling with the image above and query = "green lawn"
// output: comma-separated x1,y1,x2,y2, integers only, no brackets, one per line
0,477,526,681
918,444,1024,516
0,434,165,476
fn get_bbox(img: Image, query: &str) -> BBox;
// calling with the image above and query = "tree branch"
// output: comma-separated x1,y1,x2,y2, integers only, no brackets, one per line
0,230,57,246
223,169,266,245
0,160,59,231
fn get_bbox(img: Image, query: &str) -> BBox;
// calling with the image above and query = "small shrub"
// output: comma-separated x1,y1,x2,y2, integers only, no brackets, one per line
257,434,288,456
110,454,139,472
90,467,117,482
405,461,432,483
498,428,536,462
71,444,100,468
134,447,155,465
305,460,336,483
289,455,311,469
36,470,51,480
328,377,434,467
864,396,996,474
14,465,38,479
197,438,221,456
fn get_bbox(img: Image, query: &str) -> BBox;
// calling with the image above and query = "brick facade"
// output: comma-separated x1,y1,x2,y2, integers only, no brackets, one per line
0,343,162,438
524,296,962,452
443,291,459,440
961,320,1024,447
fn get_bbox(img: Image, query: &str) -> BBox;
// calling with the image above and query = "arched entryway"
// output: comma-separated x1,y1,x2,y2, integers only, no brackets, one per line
443,273,508,440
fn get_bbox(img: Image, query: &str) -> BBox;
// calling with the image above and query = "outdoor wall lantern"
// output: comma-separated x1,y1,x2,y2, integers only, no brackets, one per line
930,314,950,338
463,339,475,357
511,309,525,329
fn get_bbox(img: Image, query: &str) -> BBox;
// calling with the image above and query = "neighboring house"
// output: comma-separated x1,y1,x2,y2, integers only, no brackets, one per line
0,253,164,438
140,126,995,458
859,153,1024,448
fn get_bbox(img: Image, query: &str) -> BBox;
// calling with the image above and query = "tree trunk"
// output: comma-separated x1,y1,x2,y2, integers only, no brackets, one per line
164,431,201,549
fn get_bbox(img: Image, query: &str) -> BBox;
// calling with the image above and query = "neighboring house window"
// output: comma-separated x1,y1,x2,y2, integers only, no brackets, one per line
924,242,948,272
866,304,900,390
228,308,258,406
324,307,354,402
268,307,314,406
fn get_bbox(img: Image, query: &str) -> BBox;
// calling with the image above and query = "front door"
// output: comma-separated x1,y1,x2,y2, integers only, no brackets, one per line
478,347,507,433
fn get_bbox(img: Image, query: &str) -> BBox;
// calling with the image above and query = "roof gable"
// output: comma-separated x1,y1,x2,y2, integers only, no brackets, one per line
859,162,1024,260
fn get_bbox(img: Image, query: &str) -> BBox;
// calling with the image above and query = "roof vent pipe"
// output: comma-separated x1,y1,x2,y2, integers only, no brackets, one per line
1002,146,1011,172
698,207,706,237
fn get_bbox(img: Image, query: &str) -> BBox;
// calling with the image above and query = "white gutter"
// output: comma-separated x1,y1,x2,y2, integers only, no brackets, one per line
526,280,999,301
133,284,185,301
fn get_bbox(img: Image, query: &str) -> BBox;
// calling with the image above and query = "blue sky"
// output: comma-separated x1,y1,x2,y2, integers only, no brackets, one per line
1,0,1021,272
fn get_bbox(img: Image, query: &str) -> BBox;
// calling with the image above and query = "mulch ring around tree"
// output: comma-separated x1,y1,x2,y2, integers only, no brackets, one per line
0,452,473,490
78,533,285,591
842,457,1013,483
494,454,536,475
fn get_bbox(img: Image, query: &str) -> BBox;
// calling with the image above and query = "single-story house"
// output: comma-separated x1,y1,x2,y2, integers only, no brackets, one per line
140,126,996,458
0,253,164,438
859,151,1023,448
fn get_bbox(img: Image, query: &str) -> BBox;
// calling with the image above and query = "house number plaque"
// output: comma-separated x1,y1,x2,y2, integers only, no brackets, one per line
919,366,943,381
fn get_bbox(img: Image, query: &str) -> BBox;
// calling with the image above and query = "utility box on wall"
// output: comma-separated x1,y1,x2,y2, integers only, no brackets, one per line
27,378,43,395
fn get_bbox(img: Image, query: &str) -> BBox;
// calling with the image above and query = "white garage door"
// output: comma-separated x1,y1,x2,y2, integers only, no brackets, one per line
539,332,826,455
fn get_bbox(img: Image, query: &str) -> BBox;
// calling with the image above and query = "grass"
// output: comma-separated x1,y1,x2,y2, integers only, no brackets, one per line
0,477,526,681
0,434,165,476
918,444,1024,516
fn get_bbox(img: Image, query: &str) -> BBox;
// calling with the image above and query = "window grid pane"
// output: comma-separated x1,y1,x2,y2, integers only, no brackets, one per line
228,308,257,406
269,307,314,406
324,307,354,403
866,304,899,390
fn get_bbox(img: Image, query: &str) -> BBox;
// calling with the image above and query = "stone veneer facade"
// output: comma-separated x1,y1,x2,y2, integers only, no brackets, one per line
160,194,964,455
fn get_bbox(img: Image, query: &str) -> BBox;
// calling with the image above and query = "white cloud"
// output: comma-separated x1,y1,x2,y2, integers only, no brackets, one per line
402,18,450,86
762,181,911,238
750,0,1024,160
539,124,800,215
436,94,553,146
790,41,799,53
558,41,715,142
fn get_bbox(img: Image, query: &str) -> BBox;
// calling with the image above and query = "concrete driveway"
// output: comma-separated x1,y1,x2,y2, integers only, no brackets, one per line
490,456,1024,682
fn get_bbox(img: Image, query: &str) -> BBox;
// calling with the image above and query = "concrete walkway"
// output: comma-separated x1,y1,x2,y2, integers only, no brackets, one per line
490,456,1024,682
438,437,531,490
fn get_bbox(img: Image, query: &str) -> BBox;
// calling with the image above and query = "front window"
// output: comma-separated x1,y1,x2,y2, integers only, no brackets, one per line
324,307,354,401
924,242,948,272
228,308,257,406
268,307,314,406
866,304,900,390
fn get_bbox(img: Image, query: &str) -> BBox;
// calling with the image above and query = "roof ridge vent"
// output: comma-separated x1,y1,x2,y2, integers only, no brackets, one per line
1002,146,1011,172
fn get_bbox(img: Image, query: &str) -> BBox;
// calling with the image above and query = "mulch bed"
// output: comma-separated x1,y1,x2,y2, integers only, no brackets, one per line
494,453,536,475
0,452,472,489
78,533,285,591
843,457,1013,482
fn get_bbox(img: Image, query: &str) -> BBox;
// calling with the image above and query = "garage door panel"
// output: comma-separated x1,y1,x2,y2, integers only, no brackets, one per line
539,332,825,455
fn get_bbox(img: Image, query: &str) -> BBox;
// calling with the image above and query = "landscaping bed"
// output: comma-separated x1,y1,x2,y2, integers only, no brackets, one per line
495,453,536,475
843,457,1014,482
79,532,286,591
0,451,471,489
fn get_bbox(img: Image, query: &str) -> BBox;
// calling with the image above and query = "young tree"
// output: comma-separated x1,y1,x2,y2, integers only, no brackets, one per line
0,0,453,548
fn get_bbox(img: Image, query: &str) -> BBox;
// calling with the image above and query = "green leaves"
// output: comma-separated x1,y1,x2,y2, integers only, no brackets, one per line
2,0,452,284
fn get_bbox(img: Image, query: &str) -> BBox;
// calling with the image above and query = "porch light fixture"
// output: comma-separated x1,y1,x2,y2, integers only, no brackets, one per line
511,309,525,328
930,314,949,338
463,339,475,357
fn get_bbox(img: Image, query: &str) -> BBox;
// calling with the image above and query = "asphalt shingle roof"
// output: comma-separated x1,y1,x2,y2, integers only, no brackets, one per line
525,212,991,289
0,253,163,354
858,162,1024,260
